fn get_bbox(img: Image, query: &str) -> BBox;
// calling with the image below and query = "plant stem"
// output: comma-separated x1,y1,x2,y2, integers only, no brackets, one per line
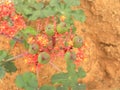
49,61,62,72
52,36,56,48
5,52,28,62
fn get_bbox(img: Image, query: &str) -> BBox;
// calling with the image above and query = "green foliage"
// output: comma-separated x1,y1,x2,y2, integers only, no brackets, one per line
69,25,77,34
12,30,29,49
56,86,68,90
22,39,29,49
38,52,50,64
0,66,5,79
16,27,37,41
52,72,69,85
40,85,56,90
72,83,86,90
9,39,16,48
64,0,80,7
12,27,37,49
41,5,56,18
23,27,37,35
72,10,86,22
3,61,17,73
49,0,59,7
14,0,86,24
77,67,86,78
50,0,86,23
14,0,44,20
21,27,38,38
0,50,7,62
51,52,86,89
0,50,17,78
15,72,38,90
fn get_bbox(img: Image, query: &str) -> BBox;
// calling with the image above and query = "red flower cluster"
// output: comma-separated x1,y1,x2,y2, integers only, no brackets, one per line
24,16,86,69
75,48,84,66
0,2,15,19
0,2,26,37
25,54,42,71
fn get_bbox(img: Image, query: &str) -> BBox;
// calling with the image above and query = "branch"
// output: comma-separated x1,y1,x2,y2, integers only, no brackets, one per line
5,52,28,62
49,61,62,72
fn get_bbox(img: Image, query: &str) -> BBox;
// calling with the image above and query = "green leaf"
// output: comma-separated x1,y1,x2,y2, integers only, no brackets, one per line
14,0,44,20
64,52,71,61
67,60,76,74
14,29,30,49
72,84,86,90
40,85,56,90
34,2,44,9
43,6,56,17
23,7,33,15
57,4,72,16
22,27,38,36
9,40,16,48
0,50,7,62
77,67,86,78
3,61,17,73
72,10,86,22
51,72,69,84
67,60,78,85
64,0,80,7
22,39,29,49
28,10,41,20
71,25,77,33
56,86,68,90
49,0,59,7
15,75,26,88
25,87,36,90
51,60,86,89
15,72,38,90
22,72,38,88
14,1,24,14
0,66,5,79
64,17,74,25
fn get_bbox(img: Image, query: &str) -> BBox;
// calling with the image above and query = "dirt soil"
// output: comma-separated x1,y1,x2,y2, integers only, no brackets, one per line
0,0,120,90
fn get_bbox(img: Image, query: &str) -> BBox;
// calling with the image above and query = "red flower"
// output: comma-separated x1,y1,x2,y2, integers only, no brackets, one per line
0,2,26,38
75,49,84,66
0,2,15,20
25,54,43,70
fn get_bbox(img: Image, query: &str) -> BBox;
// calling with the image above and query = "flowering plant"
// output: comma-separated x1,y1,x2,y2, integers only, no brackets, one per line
0,0,86,90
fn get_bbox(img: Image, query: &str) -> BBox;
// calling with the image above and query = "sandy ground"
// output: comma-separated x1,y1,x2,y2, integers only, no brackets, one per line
0,0,120,90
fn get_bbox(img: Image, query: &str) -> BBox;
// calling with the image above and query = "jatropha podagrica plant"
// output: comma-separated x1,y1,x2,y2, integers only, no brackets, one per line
0,0,86,90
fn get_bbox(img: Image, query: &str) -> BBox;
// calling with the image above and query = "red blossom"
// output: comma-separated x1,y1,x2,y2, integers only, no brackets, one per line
75,49,84,66
25,54,43,70
0,2,15,20
0,2,26,38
